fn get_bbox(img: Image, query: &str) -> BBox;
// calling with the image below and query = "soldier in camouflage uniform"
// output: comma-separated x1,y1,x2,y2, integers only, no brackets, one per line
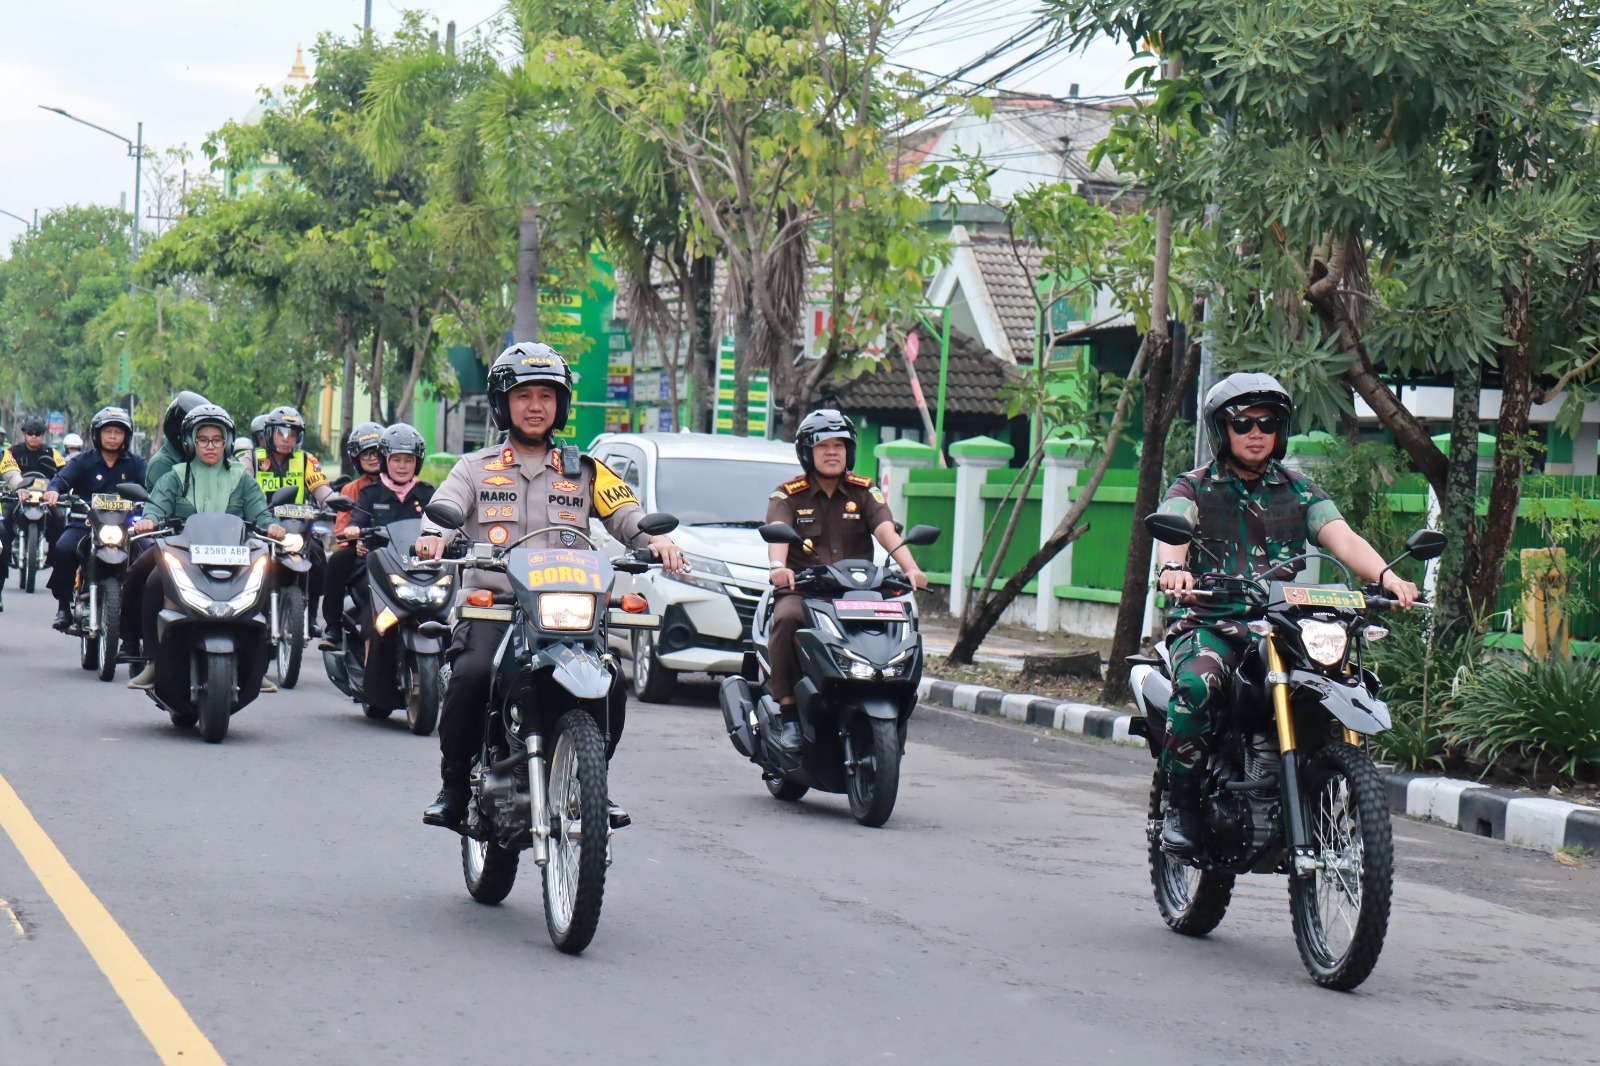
1153,373,1418,855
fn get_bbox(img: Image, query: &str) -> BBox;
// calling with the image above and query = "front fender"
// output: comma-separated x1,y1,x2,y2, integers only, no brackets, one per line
282,555,312,573
540,646,613,700
200,634,236,655
401,627,447,655
854,696,901,721
1290,670,1391,735
95,547,128,566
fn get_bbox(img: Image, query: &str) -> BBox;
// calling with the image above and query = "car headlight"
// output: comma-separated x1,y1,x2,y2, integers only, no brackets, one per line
1298,619,1349,666
97,525,125,546
539,592,596,630
280,533,305,555
663,553,732,593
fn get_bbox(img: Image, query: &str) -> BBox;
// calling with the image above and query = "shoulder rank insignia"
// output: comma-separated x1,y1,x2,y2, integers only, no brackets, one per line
845,473,872,488
782,477,810,496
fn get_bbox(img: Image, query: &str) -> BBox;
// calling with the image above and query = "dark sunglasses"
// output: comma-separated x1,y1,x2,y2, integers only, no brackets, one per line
1228,415,1283,435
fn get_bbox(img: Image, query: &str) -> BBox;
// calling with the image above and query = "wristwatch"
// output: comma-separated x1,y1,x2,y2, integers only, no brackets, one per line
1158,561,1189,575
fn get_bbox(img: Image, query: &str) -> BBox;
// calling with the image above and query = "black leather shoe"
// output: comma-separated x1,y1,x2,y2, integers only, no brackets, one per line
772,719,803,752
118,640,139,663
423,785,469,829
52,608,71,631
317,635,342,652
607,801,631,830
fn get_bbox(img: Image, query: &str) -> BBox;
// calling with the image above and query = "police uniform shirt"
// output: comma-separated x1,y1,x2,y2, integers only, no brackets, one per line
254,449,329,503
352,479,436,529
1,444,67,489
49,450,149,515
422,443,652,595
765,472,892,568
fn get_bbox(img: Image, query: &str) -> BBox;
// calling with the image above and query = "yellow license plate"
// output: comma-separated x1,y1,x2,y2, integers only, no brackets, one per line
1283,586,1365,609
91,494,134,511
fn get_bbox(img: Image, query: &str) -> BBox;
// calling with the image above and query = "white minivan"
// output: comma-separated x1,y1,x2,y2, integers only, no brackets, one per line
588,432,805,703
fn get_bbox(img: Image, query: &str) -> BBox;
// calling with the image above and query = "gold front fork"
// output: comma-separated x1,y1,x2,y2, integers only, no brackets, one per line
1264,634,1297,753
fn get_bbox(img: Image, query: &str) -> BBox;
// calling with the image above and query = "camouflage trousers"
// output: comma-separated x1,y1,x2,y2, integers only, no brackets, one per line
1163,618,1252,778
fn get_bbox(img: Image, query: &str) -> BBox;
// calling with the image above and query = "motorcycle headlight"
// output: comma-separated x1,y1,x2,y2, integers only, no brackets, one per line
880,648,914,679
831,647,879,681
1298,619,1349,666
425,585,450,605
280,533,305,555
539,592,596,630
97,525,125,546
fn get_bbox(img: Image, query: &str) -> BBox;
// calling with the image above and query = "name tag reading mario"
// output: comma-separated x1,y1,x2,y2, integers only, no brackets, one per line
520,548,608,592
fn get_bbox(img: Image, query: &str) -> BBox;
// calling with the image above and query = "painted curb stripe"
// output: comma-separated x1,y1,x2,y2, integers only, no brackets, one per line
0,773,225,1065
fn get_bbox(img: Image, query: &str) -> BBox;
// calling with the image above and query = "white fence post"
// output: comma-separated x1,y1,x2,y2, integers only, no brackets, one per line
1036,438,1089,632
949,436,1014,618
874,440,937,532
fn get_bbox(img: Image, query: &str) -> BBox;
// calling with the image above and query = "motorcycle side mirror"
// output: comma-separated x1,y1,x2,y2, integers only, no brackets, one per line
637,512,679,537
425,502,465,530
760,522,804,546
117,482,150,503
1145,512,1195,546
1403,529,1448,562
901,524,941,547
416,620,452,638
268,486,299,507
326,495,354,513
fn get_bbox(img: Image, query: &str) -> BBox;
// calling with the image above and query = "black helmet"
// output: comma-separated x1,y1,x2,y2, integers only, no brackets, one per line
19,414,47,437
263,405,306,451
180,404,237,461
377,423,426,475
487,343,572,436
795,409,857,475
1203,372,1293,463
162,391,209,450
89,406,133,452
345,421,385,467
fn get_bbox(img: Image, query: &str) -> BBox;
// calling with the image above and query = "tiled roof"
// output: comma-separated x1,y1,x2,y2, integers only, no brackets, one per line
828,326,1022,418
968,238,1045,362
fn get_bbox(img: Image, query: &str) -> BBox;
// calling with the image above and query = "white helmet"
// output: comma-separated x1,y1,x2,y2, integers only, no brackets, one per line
62,432,84,452
232,436,254,458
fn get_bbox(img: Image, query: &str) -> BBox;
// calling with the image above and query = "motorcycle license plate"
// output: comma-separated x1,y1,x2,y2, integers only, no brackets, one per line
274,504,318,520
191,544,250,566
1282,586,1366,609
91,494,134,511
833,599,908,620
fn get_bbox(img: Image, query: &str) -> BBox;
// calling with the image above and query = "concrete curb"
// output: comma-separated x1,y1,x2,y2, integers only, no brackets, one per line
918,676,1600,856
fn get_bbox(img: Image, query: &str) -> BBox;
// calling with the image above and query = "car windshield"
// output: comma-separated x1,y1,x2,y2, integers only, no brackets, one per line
654,458,801,526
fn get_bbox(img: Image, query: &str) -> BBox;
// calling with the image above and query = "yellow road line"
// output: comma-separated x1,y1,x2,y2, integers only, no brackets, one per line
0,772,226,1065
1,897,26,937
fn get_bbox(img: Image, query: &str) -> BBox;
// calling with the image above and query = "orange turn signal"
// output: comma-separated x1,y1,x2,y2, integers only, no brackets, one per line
466,589,495,608
620,593,649,614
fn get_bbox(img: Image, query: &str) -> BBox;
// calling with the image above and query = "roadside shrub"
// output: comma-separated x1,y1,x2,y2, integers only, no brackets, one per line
1443,654,1600,781
1365,612,1482,772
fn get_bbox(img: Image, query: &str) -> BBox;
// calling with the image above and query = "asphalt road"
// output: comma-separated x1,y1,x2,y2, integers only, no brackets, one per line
1,585,1597,1065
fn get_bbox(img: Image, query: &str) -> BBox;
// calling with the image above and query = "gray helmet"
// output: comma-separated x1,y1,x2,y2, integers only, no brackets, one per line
377,423,426,475
487,343,572,435
1202,372,1292,463
345,421,385,467
89,406,133,452
795,409,857,475
180,404,237,461
262,405,306,451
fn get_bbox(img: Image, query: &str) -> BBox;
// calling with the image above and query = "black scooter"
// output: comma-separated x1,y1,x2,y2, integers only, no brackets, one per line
64,489,138,680
322,517,453,734
719,522,940,827
118,482,287,744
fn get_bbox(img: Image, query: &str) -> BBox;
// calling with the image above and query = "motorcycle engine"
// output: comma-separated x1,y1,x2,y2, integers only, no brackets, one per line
1205,733,1284,867
479,750,531,844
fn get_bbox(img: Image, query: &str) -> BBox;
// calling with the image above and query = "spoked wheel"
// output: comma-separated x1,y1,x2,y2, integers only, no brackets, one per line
95,579,120,682
630,629,677,703
274,586,306,689
846,715,901,827
78,587,99,672
1147,768,1234,936
198,652,234,744
543,709,609,954
22,525,38,593
406,652,442,736
462,766,520,904
1289,742,1393,990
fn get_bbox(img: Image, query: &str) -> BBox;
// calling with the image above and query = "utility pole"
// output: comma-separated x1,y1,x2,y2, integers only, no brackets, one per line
364,0,372,34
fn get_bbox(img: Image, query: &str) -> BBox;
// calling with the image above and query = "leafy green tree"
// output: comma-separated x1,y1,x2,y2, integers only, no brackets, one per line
0,206,133,426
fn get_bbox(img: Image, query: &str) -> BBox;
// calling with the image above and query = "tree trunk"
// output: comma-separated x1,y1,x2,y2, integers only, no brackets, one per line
1435,364,1483,640
1102,336,1200,705
339,321,358,450
514,200,541,343
368,326,386,423
1468,279,1534,620
689,253,716,432
731,297,753,438
944,342,1151,665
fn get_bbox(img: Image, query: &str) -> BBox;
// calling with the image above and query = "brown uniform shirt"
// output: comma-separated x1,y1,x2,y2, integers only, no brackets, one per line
765,472,893,568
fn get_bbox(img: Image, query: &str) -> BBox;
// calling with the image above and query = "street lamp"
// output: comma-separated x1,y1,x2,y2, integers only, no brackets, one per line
0,208,36,233
37,105,143,257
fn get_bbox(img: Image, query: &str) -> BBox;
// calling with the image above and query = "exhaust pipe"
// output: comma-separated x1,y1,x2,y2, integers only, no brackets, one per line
718,676,759,759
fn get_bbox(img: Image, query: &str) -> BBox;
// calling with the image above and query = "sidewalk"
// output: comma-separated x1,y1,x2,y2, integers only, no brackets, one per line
916,638,1600,857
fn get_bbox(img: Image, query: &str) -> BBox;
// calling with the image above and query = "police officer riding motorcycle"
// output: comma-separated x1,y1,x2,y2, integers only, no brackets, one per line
44,406,146,635
255,405,336,634
1,414,68,598
412,343,689,833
